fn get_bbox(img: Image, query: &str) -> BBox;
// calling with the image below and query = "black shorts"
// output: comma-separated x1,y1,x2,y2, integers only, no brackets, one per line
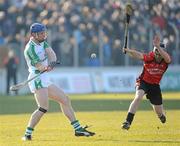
136,80,162,105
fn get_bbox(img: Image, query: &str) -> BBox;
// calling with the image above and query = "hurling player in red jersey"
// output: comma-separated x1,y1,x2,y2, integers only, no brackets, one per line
121,35,171,130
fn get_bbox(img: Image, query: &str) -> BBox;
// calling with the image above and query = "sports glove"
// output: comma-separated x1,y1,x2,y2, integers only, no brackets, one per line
49,61,57,69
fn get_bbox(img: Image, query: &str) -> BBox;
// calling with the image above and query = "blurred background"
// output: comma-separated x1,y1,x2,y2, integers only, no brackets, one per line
0,0,179,95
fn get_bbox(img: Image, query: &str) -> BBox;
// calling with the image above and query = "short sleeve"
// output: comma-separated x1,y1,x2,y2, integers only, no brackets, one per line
43,41,50,49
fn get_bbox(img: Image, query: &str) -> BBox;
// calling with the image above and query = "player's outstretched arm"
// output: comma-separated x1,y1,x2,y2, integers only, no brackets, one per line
123,48,143,60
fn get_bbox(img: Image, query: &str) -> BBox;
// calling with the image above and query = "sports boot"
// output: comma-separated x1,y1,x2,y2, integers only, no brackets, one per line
22,135,32,141
159,114,166,123
121,121,131,130
75,126,95,137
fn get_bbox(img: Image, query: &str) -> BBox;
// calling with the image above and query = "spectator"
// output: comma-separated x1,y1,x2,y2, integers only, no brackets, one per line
0,0,179,66
102,35,112,65
86,35,100,66
112,39,124,66
3,49,19,95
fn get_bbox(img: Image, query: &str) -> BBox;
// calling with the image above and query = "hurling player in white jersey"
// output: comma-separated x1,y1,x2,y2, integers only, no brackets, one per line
22,23,95,141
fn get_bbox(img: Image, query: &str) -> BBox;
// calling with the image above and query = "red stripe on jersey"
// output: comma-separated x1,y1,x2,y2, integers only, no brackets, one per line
137,51,168,84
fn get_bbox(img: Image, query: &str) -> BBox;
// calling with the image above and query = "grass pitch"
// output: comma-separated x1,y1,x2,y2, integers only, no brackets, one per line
0,92,180,146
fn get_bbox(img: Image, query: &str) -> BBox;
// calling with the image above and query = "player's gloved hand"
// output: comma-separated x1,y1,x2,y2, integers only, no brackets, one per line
123,47,130,53
49,61,57,69
45,66,52,72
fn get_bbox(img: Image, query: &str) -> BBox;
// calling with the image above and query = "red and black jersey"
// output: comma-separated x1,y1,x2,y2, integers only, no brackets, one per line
137,51,169,85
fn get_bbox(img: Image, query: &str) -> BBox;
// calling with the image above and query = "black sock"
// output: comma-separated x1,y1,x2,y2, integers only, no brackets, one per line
126,112,135,124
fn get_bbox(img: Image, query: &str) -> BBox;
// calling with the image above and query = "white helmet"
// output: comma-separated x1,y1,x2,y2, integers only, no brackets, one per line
153,42,166,52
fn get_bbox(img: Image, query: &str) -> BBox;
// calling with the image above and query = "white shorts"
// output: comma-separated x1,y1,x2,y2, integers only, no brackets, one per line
28,72,52,93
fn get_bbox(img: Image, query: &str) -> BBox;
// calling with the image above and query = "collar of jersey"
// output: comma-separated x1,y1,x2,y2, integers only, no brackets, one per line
30,38,43,46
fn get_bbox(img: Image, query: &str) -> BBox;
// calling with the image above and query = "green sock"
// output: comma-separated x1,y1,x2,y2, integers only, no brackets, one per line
71,120,82,131
25,127,34,136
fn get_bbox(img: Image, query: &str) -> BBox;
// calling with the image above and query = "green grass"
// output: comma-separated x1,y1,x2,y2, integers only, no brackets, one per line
0,92,180,115
0,92,180,146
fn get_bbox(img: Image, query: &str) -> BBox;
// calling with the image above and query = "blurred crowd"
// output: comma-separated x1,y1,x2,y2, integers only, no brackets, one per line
0,0,180,67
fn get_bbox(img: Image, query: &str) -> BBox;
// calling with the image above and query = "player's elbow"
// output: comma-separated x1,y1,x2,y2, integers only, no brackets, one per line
164,57,171,64
139,54,144,60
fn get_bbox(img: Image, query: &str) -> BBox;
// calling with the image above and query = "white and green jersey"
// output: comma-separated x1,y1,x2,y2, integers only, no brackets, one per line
24,39,50,73
24,39,52,93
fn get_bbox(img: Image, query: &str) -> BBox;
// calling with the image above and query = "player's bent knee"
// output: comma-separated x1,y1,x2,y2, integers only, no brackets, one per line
62,96,71,105
38,107,47,113
134,96,142,103
135,94,143,99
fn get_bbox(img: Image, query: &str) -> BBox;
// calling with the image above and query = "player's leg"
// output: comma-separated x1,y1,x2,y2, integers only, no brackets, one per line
147,85,166,123
28,88,49,128
22,88,49,140
128,89,145,113
152,104,166,123
48,84,95,136
122,88,145,130
150,93,166,123
48,84,75,121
